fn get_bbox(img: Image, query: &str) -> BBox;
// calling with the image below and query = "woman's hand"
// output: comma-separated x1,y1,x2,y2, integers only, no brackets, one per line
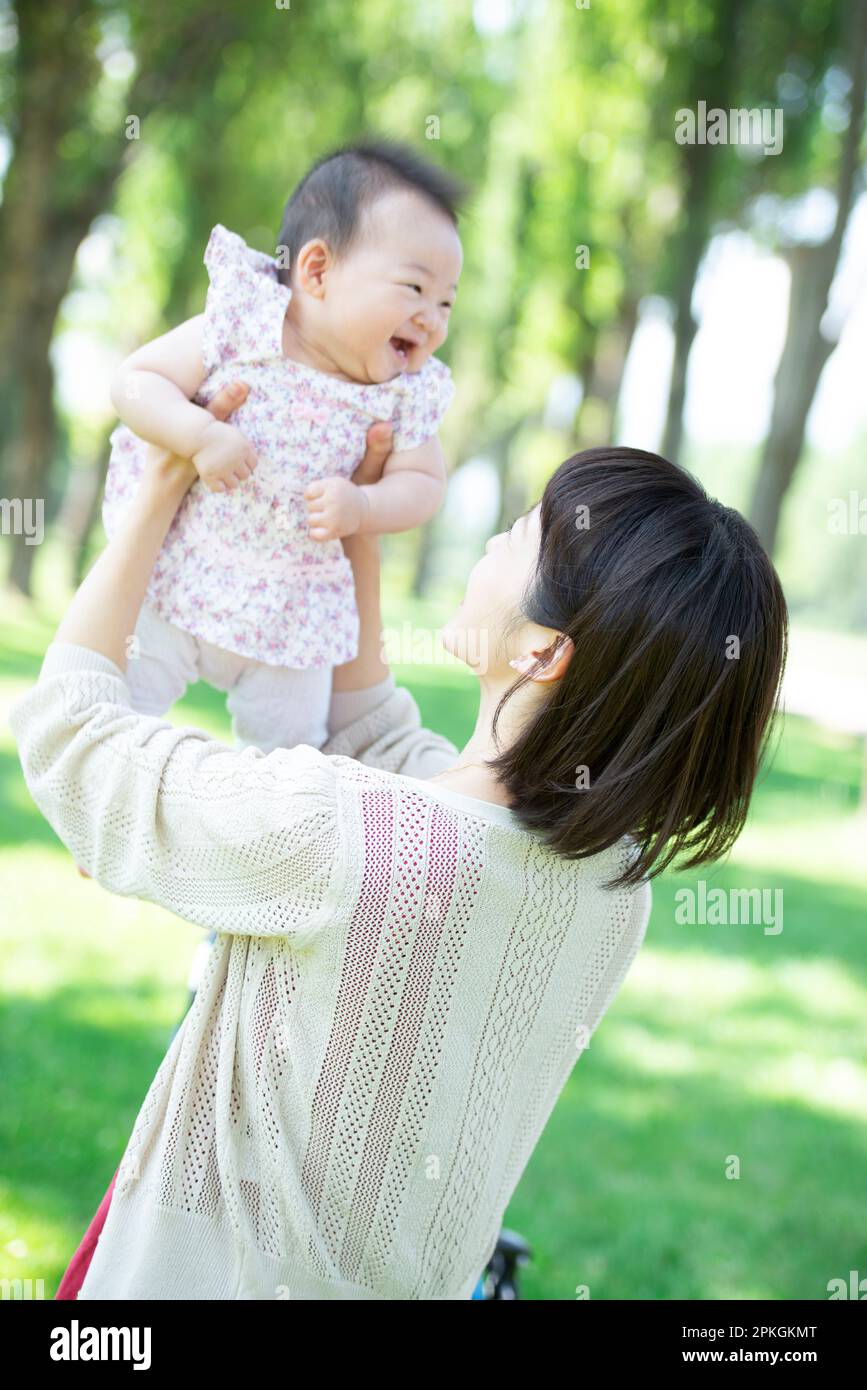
143,381,251,494
350,421,393,489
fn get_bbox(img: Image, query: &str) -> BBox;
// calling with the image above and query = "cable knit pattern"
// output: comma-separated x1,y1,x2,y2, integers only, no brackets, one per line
101,224,456,670
8,643,651,1300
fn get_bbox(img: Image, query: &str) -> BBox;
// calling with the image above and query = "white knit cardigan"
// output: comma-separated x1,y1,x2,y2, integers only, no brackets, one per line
8,642,651,1300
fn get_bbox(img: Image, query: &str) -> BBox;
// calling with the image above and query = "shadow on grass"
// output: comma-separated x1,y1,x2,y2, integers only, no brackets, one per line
652,862,867,977
516,1032,867,1298
0,984,181,1293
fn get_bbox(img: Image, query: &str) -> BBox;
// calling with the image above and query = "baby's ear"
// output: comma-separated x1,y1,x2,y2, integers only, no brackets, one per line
293,239,331,296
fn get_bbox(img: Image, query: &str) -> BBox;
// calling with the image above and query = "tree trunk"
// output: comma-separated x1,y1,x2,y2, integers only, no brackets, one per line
660,0,746,463
410,519,438,600
55,425,114,590
660,160,707,465
749,0,867,553
610,295,641,440
0,2,244,593
749,246,839,551
575,295,640,447
494,421,532,536
3,308,58,594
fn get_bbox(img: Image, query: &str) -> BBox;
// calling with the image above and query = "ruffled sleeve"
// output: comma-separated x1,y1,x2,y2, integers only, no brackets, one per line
200,224,292,373
390,355,455,452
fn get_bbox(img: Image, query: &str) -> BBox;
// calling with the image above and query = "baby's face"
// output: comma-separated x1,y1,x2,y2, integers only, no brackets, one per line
316,188,463,385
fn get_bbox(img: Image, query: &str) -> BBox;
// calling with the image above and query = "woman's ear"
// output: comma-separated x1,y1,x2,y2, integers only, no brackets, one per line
510,634,574,683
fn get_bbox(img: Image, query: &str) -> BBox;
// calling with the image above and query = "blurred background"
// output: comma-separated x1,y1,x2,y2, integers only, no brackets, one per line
1,0,865,1300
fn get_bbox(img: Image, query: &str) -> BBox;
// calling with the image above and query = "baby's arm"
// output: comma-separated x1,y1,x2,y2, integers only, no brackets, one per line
304,435,446,542
357,436,446,535
110,314,256,493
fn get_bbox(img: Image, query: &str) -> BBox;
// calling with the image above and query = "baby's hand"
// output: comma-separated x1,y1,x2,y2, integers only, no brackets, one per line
192,419,258,494
304,476,370,541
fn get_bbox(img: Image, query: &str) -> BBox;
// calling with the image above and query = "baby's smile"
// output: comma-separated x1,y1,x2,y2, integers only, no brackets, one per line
388,334,423,370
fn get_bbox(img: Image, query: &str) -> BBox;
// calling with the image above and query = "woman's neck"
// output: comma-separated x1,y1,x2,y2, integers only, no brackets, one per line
428,679,532,806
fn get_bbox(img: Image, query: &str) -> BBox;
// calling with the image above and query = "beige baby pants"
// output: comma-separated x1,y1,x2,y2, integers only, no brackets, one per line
124,603,333,752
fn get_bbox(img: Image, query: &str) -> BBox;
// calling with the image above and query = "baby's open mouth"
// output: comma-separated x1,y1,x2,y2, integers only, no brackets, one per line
389,336,413,365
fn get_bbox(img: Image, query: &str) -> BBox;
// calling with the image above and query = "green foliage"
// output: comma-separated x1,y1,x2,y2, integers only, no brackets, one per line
1,0,862,620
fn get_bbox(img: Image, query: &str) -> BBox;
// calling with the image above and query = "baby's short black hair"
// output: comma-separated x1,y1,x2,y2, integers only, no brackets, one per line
275,138,468,286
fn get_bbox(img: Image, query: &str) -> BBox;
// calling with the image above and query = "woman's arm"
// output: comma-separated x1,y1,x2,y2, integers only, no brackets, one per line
325,424,458,774
9,645,344,940
332,533,390,693
331,423,394,693
53,381,249,671
8,401,457,924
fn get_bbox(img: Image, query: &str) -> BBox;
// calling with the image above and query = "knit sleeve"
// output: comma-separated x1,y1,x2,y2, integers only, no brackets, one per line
322,672,459,778
8,643,341,947
390,355,455,453
200,223,291,373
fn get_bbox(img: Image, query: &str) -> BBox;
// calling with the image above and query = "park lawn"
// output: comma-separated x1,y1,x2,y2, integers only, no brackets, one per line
1,575,866,1300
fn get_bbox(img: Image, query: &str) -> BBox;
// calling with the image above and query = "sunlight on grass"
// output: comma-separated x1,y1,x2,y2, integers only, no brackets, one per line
732,815,866,888
602,944,867,1124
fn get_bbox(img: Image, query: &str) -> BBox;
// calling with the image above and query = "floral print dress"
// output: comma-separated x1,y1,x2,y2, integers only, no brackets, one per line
102,224,455,669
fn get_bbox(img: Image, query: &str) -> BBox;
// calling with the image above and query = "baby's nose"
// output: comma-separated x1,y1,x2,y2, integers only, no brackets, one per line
414,304,439,333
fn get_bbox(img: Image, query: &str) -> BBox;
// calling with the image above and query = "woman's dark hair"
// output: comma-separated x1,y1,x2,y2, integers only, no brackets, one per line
275,138,468,286
486,447,788,889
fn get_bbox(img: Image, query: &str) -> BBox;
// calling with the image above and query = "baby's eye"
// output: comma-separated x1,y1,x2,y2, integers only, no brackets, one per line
404,283,423,294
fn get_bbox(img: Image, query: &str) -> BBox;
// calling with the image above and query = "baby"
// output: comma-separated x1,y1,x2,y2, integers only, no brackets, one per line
102,138,465,754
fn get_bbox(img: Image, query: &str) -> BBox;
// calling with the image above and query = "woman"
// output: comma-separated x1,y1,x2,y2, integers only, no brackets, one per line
10,381,787,1300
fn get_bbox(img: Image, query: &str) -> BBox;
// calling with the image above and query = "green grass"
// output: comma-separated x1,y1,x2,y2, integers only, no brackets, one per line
1,560,866,1301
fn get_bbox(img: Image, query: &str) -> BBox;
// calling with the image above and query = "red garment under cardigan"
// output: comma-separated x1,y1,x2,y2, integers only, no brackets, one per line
55,1167,118,1300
